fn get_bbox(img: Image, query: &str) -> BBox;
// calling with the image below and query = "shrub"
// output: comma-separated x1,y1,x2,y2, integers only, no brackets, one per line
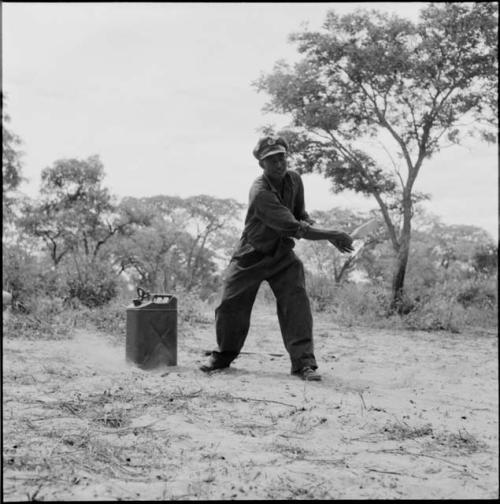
392,278,497,331
175,287,213,325
64,262,118,308
2,296,75,340
306,273,340,312
2,243,60,313
75,298,127,337
333,283,390,326
456,280,496,309
73,287,213,342
401,295,460,332
316,276,497,332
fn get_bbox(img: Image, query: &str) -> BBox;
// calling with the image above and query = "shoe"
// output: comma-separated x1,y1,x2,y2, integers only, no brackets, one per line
295,366,322,381
199,357,229,373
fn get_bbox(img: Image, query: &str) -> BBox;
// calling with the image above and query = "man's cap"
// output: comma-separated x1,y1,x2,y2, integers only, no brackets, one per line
252,136,289,161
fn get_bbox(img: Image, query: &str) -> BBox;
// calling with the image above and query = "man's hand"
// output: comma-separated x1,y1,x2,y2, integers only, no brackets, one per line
328,232,354,253
302,226,354,252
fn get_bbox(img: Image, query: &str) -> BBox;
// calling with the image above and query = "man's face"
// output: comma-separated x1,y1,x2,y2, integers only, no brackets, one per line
260,152,287,181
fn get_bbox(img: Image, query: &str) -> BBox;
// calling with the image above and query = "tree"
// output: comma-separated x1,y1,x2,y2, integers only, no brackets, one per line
2,97,24,227
113,195,244,296
361,209,497,291
19,156,130,306
254,2,498,312
183,195,245,290
20,155,125,266
113,195,192,292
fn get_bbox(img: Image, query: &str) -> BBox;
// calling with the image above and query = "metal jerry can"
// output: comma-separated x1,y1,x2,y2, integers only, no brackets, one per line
126,288,177,369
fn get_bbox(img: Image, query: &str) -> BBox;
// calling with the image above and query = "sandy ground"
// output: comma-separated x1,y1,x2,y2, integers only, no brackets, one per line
2,304,498,500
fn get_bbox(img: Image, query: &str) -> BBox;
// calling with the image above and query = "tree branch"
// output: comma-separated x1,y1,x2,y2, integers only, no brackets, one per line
325,129,400,250
374,139,405,191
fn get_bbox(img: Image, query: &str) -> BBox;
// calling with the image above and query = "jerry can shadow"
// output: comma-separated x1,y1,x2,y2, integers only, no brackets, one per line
126,288,177,369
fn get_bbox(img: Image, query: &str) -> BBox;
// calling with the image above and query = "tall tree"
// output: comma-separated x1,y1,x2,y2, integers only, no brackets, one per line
183,195,245,290
113,195,192,292
254,2,498,312
20,155,126,266
113,195,243,295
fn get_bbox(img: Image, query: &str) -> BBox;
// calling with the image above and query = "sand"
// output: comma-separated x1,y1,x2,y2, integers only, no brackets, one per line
2,304,498,500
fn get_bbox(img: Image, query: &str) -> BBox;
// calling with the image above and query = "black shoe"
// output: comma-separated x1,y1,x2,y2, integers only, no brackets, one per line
294,366,322,381
199,357,229,373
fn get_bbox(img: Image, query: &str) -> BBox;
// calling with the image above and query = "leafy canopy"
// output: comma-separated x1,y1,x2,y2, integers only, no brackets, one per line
255,2,498,196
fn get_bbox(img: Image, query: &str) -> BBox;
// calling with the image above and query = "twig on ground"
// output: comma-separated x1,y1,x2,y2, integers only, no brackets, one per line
364,467,428,480
172,388,203,399
367,448,479,479
389,412,409,427
59,402,85,418
358,391,367,412
279,417,328,437
26,482,44,501
203,350,284,358
93,420,160,434
303,458,345,465
147,388,202,403
349,431,381,441
26,415,76,422
366,467,405,476
219,393,297,409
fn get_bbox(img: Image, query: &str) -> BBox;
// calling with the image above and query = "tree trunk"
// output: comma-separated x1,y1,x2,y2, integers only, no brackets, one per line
391,242,410,313
390,194,412,313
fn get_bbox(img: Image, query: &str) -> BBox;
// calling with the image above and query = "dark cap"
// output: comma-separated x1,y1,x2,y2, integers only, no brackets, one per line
252,136,289,161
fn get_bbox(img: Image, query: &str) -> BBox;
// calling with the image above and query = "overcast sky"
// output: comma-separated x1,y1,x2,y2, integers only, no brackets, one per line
3,2,498,239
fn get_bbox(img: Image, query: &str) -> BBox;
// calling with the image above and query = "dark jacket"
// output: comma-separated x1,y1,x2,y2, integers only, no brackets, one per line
233,170,312,260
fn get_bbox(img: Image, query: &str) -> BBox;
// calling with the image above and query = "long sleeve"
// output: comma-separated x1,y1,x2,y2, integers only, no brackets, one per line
253,191,310,239
235,172,312,257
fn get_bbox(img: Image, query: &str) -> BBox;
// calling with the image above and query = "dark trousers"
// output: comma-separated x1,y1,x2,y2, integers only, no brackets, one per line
212,246,317,373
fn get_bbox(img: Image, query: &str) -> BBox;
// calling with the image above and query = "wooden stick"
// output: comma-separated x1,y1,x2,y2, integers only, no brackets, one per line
366,468,405,476
220,393,297,409
367,448,479,478
203,350,284,357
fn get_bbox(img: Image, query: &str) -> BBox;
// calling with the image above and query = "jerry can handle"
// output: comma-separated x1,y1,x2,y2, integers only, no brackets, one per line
137,287,150,300
152,294,173,304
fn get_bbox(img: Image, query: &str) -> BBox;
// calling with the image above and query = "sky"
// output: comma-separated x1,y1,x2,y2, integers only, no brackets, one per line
3,2,498,240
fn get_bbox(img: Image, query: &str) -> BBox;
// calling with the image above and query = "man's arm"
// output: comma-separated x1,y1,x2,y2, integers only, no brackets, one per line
252,186,352,253
290,172,353,251
302,225,354,253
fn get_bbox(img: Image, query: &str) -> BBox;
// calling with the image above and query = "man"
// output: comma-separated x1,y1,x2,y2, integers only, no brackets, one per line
200,135,353,381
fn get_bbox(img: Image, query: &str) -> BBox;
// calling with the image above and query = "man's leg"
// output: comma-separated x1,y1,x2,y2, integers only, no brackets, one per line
202,258,262,370
267,253,318,375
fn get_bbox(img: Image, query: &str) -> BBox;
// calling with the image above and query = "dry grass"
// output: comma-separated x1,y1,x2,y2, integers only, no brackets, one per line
382,420,434,440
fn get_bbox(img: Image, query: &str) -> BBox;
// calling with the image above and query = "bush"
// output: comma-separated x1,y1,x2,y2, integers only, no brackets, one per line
2,296,75,340
456,280,496,309
75,298,127,337
175,288,213,325
306,273,340,312
389,278,497,332
73,288,213,342
64,262,118,308
2,243,60,313
332,283,391,326
313,276,497,332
